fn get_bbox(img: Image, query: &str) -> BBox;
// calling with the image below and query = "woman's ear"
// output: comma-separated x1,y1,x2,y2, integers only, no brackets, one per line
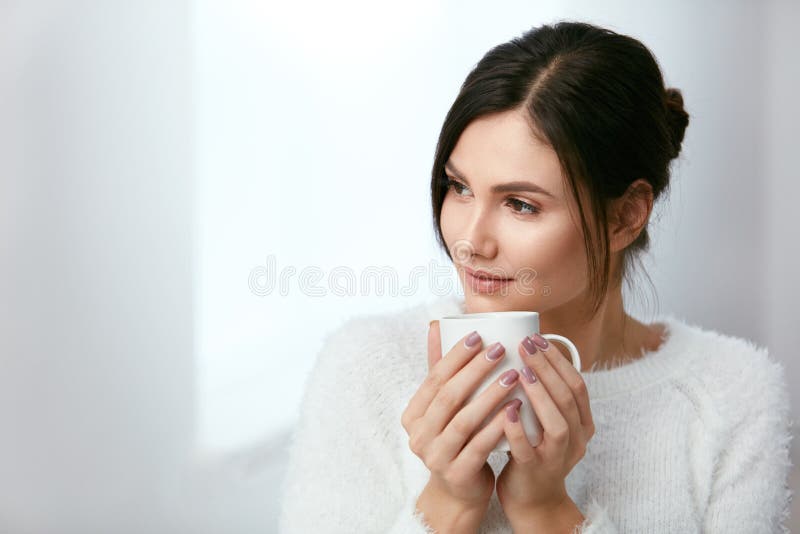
608,179,654,253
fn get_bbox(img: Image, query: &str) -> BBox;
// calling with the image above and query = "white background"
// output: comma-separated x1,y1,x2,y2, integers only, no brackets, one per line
1,1,798,532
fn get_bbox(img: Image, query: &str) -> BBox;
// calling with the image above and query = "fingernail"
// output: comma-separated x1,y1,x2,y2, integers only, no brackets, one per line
521,365,537,384
485,342,505,361
506,399,522,422
464,331,481,348
522,336,538,355
506,404,519,422
499,369,519,387
532,333,549,350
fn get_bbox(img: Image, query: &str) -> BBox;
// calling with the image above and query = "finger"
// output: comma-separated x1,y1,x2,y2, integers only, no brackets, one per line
503,398,539,464
451,397,520,475
517,342,570,450
401,330,484,432
520,338,582,438
426,343,513,443
432,351,519,461
537,339,594,431
427,320,442,371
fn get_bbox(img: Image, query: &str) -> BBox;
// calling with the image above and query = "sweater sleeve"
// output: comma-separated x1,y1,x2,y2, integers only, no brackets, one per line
702,353,794,533
277,318,436,534
572,498,619,533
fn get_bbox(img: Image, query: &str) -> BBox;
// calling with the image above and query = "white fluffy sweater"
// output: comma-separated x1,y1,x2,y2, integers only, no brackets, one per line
277,296,794,533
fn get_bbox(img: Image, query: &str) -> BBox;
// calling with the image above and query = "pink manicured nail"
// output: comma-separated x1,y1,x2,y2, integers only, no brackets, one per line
464,331,481,348
521,366,537,384
499,369,519,388
522,336,538,355
485,342,505,361
506,405,519,422
506,399,522,422
532,333,549,350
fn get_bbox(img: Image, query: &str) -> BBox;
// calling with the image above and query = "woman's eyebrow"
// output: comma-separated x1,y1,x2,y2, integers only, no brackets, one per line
444,160,556,199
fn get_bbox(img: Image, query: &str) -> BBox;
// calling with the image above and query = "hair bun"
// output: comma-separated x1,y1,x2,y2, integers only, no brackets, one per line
664,87,689,159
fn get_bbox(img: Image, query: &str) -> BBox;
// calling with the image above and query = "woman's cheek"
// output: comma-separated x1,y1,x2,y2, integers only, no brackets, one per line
439,201,456,250
512,223,584,296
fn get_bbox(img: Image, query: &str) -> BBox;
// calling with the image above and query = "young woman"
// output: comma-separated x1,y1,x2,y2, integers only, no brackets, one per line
278,21,793,533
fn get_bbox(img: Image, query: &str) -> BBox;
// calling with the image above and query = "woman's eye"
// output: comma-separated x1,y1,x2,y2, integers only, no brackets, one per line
446,178,470,196
506,198,540,215
445,177,540,216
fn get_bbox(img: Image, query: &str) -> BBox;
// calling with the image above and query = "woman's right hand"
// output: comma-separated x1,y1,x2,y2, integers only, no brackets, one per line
400,320,522,510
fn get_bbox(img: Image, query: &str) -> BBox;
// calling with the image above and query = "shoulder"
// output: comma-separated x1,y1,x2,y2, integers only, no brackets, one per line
328,294,462,343
304,296,463,421
674,315,787,390
668,315,791,431
314,295,464,377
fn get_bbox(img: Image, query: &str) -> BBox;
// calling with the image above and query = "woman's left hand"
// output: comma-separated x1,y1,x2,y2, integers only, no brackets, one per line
496,333,595,517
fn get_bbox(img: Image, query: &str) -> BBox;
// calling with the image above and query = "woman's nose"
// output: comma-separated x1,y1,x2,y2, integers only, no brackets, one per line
453,209,498,260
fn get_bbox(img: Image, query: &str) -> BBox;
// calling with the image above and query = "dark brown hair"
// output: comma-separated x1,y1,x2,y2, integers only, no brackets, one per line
430,21,689,320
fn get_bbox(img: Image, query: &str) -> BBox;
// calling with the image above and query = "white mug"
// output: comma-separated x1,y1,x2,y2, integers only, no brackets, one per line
439,311,581,452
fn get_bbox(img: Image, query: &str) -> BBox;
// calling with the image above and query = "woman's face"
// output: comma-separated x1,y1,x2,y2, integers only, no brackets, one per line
440,108,592,314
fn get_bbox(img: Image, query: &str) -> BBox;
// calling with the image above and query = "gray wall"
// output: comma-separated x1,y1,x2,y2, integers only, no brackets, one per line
0,2,195,532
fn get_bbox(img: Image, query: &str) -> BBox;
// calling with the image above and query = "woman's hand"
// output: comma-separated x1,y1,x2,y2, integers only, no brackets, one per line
400,320,523,510
496,333,595,520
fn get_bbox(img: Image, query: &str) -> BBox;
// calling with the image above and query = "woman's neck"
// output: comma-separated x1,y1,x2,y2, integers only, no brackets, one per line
537,287,665,373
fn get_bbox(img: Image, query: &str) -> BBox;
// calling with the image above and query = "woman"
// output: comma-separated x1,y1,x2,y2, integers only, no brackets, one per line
278,21,793,533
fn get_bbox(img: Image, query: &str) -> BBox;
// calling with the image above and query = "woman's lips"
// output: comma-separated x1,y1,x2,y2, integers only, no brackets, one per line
465,269,514,293
465,266,513,280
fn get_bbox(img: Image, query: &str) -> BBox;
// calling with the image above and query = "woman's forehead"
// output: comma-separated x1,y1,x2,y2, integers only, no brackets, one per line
449,112,566,199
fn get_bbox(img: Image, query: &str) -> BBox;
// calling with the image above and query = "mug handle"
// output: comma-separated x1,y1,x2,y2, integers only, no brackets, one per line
541,334,582,373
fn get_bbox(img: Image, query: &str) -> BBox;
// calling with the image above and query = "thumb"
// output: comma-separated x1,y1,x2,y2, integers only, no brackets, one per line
427,320,442,371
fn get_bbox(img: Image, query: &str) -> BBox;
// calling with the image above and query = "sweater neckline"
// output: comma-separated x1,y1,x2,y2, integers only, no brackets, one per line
425,295,693,401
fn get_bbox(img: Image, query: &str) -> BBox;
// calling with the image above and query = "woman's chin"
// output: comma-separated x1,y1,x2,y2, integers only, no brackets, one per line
463,295,518,314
